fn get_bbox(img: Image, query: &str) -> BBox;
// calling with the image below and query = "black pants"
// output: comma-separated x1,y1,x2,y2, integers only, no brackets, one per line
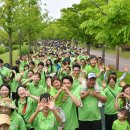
78,120,102,130
105,114,117,130
27,128,34,130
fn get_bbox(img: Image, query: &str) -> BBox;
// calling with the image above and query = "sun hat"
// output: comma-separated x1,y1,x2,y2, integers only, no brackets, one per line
0,98,17,109
0,114,10,125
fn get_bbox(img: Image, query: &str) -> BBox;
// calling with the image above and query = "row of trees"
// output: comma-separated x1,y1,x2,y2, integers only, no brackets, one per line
43,0,130,47
0,0,49,66
41,0,130,70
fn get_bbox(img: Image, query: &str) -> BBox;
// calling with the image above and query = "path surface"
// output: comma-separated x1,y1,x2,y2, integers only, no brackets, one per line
90,50,130,72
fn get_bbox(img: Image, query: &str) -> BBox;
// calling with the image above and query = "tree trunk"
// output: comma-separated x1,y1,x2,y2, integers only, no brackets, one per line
9,32,13,67
116,46,120,71
28,33,31,53
75,40,78,48
19,31,22,56
102,44,105,64
34,40,37,52
86,42,91,55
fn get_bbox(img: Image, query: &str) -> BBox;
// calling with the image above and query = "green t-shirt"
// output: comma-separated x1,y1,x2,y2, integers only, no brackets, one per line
85,64,100,75
39,71,46,86
20,61,28,71
50,87,65,107
33,111,56,130
104,85,122,115
72,78,82,93
9,112,26,130
78,88,105,121
112,119,130,130
0,66,11,86
10,73,20,92
26,82,46,96
61,89,80,130
16,98,35,129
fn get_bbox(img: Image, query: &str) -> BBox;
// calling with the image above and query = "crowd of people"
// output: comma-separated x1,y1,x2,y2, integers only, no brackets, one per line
0,42,130,130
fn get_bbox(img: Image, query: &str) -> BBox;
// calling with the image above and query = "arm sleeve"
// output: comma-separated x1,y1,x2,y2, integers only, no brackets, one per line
119,72,127,81
104,71,108,81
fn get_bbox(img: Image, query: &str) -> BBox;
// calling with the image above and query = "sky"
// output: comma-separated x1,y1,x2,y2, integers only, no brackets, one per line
41,0,80,19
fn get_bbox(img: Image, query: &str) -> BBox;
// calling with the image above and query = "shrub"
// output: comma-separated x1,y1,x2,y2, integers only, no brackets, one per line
0,46,6,54
20,44,29,55
12,45,19,50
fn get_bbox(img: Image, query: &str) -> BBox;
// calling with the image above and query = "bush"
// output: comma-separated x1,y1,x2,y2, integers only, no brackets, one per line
12,45,19,50
121,44,130,51
20,44,29,55
0,46,6,54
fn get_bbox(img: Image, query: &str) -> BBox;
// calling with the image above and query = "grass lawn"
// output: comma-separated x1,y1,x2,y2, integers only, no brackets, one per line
0,50,19,65
92,47,130,59
79,43,130,59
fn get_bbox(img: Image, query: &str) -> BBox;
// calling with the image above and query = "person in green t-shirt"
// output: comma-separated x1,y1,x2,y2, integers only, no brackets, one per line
78,72,107,130
22,72,45,96
103,76,122,130
112,108,130,130
50,77,65,107
14,86,37,130
37,62,46,86
19,55,29,71
115,84,130,110
0,59,11,86
0,98,26,130
28,93,62,130
61,75,81,130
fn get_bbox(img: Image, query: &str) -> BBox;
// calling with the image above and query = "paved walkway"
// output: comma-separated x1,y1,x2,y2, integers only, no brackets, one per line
90,50,130,72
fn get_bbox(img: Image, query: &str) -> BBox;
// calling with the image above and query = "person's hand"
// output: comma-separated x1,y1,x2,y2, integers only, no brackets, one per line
47,98,55,110
121,92,130,99
102,80,107,89
124,67,128,72
36,99,46,112
80,91,89,97
62,86,70,95
120,80,126,87
46,78,51,87
20,71,24,77
89,91,98,97
100,68,105,73
25,90,31,97
58,87,64,94
116,93,122,99
105,66,110,71
30,75,35,80
44,67,48,73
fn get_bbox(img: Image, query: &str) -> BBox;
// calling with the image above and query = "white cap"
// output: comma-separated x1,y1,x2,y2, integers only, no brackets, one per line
88,73,96,79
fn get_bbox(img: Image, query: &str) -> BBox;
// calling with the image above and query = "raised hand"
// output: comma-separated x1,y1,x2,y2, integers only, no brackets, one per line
100,68,105,73
36,98,47,112
102,80,107,89
62,85,69,94
105,66,110,71
119,80,126,87
121,92,130,99
124,67,128,72
46,78,51,87
36,102,44,112
25,90,31,97
30,75,35,80
47,98,55,110
20,71,24,77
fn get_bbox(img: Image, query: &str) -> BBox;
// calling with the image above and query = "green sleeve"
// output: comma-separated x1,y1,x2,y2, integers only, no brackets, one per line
112,121,116,130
